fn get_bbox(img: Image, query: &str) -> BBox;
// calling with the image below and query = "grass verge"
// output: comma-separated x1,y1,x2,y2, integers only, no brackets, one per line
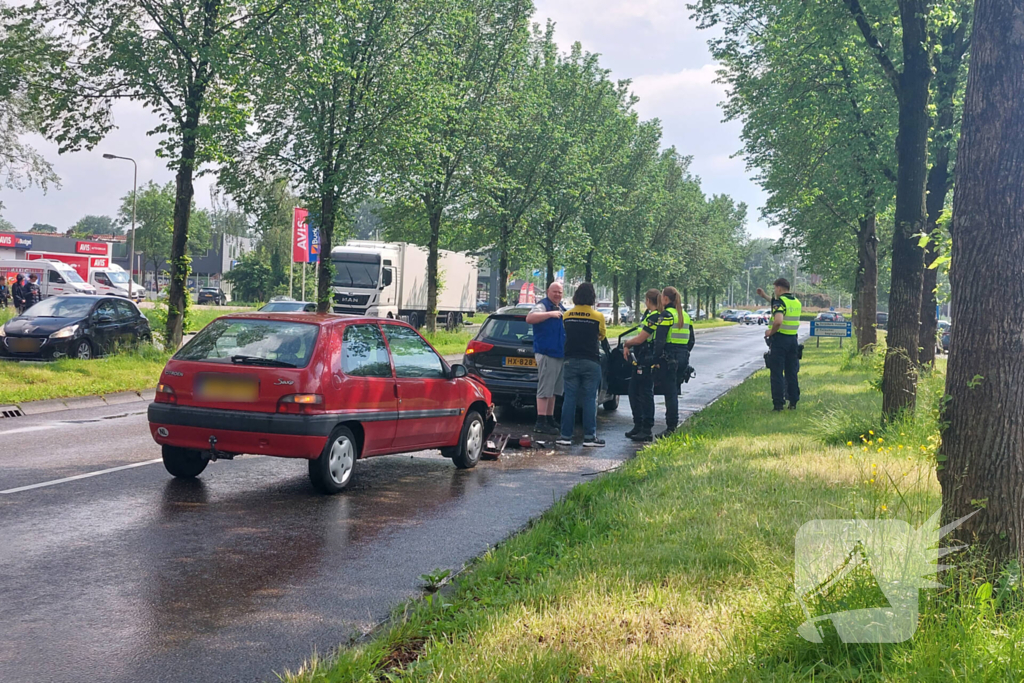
0,346,170,403
422,329,473,357
281,339,1024,682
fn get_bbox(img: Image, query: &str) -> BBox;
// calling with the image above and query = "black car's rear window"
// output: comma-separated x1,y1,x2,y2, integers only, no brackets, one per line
175,318,320,367
480,316,533,345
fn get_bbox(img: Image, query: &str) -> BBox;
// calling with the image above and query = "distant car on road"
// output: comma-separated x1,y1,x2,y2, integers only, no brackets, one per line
876,312,889,330
197,287,228,305
149,314,495,493
0,295,151,360
596,306,614,325
463,308,619,413
815,311,845,322
938,321,951,354
259,299,317,313
618,306,633,324
754,308,771,325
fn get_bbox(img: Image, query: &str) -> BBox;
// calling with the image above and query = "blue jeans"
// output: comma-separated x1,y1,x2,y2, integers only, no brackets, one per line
560,358,602,440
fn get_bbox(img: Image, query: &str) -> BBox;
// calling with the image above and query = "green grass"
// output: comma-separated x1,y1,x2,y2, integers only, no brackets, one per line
278,339,1024,683
422,329,473,357
0,346,171,403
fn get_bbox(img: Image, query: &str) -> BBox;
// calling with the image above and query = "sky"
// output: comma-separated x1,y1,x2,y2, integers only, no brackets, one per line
0,0,772,239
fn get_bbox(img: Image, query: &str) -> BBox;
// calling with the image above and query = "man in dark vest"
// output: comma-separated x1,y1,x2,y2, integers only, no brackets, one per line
525,281,566,434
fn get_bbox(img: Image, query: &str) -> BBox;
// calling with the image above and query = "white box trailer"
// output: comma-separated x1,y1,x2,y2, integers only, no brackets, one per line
330,241,478,328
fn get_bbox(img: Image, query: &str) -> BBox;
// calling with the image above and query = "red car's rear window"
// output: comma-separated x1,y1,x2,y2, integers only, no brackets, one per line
175,318,320,368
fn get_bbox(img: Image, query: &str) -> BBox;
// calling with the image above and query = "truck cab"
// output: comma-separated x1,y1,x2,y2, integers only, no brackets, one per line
330,243,401,318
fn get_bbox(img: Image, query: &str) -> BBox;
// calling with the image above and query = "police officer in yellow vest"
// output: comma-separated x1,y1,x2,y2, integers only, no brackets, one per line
620,286,693,440
759,277,802,411
654,286,693,436
621,289,661,440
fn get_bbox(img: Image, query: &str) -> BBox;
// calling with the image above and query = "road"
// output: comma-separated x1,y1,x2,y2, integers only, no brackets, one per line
0,324,776,683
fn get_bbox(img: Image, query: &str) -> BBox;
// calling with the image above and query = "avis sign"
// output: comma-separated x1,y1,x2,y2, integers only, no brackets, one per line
292,208,310,263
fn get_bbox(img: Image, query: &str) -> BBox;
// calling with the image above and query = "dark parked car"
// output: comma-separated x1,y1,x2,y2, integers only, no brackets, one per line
876,312,889,330
815,312,845,322
463,309,619,412
939,322,951,354
0,295,151,360
197,287,227,305
259,299,317,313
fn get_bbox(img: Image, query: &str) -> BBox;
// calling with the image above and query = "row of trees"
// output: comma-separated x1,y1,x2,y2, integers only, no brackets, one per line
695,0,1024,570
2,0,754,338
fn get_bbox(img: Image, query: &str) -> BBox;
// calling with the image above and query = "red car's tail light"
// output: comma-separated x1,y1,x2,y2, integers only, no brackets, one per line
277,394,325,414
466,340,494,355
155,383,177,404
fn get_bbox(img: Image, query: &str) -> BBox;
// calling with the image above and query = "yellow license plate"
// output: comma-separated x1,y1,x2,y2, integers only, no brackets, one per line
196,375,259,402
503,356,536,367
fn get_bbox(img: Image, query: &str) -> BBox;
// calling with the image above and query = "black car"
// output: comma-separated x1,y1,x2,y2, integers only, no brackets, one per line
463,309,620,412
197,287,227,305
0,295,152,360
876,312,889,330
258,299,317,312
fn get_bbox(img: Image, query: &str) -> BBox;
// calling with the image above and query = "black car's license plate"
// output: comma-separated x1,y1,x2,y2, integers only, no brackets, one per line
503,356,536,367
8,338,42,354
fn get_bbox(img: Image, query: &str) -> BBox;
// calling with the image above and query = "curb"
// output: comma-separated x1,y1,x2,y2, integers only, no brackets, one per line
11,390,150,417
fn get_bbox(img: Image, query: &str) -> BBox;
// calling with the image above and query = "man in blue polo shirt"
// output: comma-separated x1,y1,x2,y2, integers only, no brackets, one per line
525,281,566,434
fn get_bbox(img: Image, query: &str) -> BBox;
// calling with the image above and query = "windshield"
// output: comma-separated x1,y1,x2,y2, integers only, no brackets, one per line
107,271,130,285
259,301,308,312
22,297,95,318
480,316,533,345
175,318,320,368
61,268,85,284
331,257,379,288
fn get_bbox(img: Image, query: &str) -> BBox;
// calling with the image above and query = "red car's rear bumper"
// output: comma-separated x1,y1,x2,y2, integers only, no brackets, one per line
148,403,329,459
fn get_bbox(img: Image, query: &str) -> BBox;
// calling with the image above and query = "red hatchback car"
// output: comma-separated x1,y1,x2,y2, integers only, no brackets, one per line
148,314,495,494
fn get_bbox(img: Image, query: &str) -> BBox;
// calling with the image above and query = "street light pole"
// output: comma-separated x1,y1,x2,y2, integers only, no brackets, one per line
102,154,138,297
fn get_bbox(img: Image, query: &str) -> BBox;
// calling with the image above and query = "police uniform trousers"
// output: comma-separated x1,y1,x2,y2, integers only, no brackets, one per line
660,345,689,429
769,333,800,408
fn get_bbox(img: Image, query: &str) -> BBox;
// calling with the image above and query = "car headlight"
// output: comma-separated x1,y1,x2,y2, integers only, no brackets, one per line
49,324,79,339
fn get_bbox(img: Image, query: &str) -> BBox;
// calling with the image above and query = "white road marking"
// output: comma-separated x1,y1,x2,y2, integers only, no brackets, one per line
0,459,163,495
0,424,63,437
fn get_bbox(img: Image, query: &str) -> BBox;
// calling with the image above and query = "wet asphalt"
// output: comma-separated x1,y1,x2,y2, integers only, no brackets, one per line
0,324,775,683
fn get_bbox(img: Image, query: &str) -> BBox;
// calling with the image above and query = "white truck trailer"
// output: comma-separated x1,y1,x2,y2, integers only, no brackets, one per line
329,241,478,329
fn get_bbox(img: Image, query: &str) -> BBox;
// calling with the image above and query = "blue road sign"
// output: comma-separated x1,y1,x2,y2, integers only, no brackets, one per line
810,320,852,338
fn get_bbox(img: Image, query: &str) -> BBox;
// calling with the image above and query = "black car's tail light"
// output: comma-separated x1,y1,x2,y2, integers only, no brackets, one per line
466,340,494,355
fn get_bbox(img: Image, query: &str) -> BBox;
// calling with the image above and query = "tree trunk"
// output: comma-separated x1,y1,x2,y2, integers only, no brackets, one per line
585,249,594,283
316,191,337,314
696,292,701,321
634,270,642,322
683,287,689,310
545,230,555,287
881,0,932,419
498,220,511,306
855,213,878,351
165,131,198,347
919,18,963,366
426,203,442,333
612,273,619,325
939,0,1024,569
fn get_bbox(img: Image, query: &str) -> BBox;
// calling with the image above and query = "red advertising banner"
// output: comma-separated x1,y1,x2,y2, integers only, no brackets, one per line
518,282,536,304
292,208,310,263
0,233,15,248
76,241,109,255
90,257,110,269
27,252,91,279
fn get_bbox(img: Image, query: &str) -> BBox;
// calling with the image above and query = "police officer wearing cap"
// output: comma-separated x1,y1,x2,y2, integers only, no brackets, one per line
621,289,661,440
758,277,802,411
